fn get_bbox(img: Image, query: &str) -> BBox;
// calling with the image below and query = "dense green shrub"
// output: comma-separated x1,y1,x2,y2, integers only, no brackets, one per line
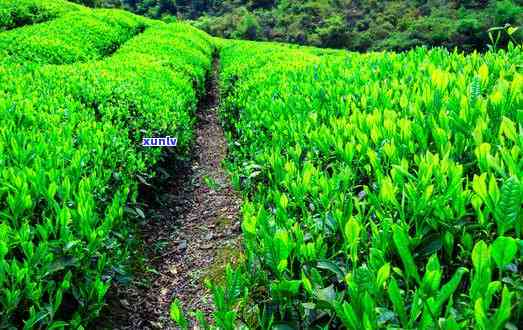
0,18,213,329
0,0,82,30
494,0,523,25
193,40,523,329
232,12,261,40
0,8,153,65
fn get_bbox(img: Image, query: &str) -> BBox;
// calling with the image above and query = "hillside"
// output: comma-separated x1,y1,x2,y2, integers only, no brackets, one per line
193,0,523,51
0,0,522,329
71,0,522,52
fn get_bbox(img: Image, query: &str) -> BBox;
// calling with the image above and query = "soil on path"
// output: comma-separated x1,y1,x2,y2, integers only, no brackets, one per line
101,54,242,329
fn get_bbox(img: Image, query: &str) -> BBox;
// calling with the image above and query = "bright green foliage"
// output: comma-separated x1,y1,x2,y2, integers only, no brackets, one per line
117,22,214,92
217,40,523,328
0,16,213,329
170,299,189,329
2,1,522,329
0,8,153,65
0,0,82,30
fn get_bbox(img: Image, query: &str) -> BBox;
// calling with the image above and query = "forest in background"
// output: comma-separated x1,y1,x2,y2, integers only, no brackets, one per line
71,0,523,52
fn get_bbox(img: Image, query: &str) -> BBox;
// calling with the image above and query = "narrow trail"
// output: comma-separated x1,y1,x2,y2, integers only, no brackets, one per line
103,54,242,329
160,53,243,324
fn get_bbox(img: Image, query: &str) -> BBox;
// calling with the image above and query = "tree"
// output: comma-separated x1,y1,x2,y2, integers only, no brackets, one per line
249,0,276,10
70,0,103,7
234,11,261,40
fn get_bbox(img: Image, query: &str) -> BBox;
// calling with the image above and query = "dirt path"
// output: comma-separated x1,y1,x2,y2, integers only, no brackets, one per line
102,54,242,329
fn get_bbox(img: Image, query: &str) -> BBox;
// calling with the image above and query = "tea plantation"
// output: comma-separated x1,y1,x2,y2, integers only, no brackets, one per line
0,2,213,327
212,40,523,329
0,0,521,329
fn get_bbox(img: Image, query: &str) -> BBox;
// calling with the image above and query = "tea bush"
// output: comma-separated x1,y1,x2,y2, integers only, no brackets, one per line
214,41,523,328
0,0,82,31
0,8,152,65
0,20,213,328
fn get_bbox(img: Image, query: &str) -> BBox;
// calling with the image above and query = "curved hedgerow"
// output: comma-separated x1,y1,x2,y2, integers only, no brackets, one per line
0,22,214,328
0,8,153,65
0,0,82,31
114,22,214,95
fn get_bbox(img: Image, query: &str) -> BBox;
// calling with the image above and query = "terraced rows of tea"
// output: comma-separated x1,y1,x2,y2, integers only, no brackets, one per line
0,1,521,329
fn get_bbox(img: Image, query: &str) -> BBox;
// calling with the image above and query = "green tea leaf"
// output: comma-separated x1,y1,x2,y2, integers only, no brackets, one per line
496,177,521,235
392,225,420,283
435,267,468,312
491,236,517,269
314,285,336,305
472,240,490,274
169,300,188,330
388,278,408,327
376,263,390,288
492,287,512,329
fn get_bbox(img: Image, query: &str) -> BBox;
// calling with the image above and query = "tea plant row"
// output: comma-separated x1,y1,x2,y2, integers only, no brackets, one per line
0,16,214,328
0,6,153,66
207,41,523,329
0,0,81,31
